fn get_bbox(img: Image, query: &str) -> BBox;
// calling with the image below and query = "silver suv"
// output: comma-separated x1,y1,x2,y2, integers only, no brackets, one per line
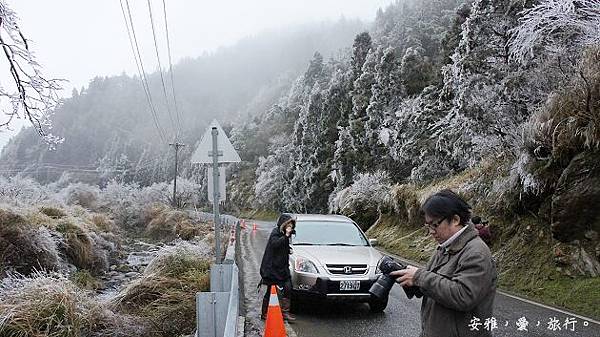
288,214,388,312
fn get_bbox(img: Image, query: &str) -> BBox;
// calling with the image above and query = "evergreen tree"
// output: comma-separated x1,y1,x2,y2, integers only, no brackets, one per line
349,47,377,172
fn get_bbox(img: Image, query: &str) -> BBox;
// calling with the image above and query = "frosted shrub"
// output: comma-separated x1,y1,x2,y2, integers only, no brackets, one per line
62,182,100,209
145,239,212,275
169,178,201,208
99,181,141,228
139,182,170,205
0,176,53,205
329,171,391,229
516,46,600,195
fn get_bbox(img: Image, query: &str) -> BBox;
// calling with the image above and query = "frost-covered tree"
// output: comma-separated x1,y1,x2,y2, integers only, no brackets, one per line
349,47,377,171
329,170,391,228
433,0,534,172
287,86,324,211
351,32,372,80
400,46,435,96
254,141,291,211
509,0,600,64
0,1,63,146
365,46,403,174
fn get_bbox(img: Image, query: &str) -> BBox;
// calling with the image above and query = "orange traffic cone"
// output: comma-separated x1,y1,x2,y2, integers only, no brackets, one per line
264,285,286,337
253,222,257,231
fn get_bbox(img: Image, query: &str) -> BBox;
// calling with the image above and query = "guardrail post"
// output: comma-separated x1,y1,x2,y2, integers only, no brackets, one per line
223,264,239,336
197,215,242,337
197,292,229,337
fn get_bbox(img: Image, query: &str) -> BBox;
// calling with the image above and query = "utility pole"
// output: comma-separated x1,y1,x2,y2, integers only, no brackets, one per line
169,142,185,207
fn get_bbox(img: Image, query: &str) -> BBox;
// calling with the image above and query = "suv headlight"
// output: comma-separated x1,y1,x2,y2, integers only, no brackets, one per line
294,256,319,274
375,257,384,275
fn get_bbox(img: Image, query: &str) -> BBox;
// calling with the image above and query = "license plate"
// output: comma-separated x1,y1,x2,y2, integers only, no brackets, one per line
339,280,360,291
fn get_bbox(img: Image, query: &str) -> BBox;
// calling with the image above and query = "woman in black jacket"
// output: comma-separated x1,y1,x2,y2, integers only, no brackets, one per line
259,213,296,322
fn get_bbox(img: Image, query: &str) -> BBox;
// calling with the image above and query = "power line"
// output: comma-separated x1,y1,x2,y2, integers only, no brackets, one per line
146,0,178,140
119,0,167,143
161,0,183,139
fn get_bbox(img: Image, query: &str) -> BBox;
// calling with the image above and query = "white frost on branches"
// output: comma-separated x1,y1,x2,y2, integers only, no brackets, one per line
329,170,391,214
0,1,64,146
509,0,600,63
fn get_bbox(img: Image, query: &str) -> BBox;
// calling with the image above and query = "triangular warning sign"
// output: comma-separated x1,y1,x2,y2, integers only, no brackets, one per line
191,120,241,164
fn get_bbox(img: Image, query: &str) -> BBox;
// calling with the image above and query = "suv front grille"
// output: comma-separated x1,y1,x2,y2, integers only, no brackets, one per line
326,264,368,275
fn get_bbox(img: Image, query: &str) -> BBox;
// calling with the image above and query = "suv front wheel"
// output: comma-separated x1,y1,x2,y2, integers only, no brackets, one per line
368,296,388,313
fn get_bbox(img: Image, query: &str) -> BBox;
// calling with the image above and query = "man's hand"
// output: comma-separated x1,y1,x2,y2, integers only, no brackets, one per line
390,265,419,287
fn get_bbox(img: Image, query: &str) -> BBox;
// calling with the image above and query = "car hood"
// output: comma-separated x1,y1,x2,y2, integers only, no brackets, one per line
292,245,383,267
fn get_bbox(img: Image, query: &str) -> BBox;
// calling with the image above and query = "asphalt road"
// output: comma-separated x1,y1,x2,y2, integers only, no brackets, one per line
239,220,599,337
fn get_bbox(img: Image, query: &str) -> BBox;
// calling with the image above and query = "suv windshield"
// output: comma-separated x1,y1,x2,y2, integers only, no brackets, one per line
292,221,369,246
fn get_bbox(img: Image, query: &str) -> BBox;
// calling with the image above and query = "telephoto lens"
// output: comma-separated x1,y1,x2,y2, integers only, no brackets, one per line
369,256,423,299
369,256,405,299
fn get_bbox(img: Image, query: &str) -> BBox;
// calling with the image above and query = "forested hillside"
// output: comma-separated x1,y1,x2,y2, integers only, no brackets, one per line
229,0,600,317
0,18,366,185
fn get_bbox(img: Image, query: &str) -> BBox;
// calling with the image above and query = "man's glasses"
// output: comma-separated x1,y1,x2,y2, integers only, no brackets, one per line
424,217,446,230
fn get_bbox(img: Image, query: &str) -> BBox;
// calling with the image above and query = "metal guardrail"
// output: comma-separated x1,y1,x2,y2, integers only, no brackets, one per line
197,218,242,337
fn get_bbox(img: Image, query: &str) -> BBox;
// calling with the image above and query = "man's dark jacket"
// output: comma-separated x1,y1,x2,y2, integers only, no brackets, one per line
259,226,292,284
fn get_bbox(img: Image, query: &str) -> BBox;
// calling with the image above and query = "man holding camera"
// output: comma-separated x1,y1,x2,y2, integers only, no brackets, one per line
259,213,296,322
391,190,497,337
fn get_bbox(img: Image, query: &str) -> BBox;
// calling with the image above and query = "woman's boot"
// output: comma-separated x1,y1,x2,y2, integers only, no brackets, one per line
280,298,296,323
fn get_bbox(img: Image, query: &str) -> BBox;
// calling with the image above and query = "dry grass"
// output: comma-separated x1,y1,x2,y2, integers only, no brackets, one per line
56,220,96,271
39,206,66,219
55,218,115,275
141,204,206,242
90,213,116,233
0,272,100,337
71,270,102,290
112,241,211,337
0,208,60,275
0,271,154,337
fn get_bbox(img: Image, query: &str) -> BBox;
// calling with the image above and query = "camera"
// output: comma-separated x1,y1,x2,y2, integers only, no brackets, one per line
369,256,422,299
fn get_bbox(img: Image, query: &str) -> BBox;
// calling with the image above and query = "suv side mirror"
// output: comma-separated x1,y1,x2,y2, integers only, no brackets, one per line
369,239,378,247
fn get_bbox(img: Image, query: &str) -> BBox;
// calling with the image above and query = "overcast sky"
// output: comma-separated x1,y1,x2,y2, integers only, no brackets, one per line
0,0,396,149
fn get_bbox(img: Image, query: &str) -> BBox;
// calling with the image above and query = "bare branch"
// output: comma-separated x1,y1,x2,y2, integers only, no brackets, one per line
0,1,65,146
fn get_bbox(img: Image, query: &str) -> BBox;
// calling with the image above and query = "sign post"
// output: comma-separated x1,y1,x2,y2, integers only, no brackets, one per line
211,127,220,264
192,120,241,263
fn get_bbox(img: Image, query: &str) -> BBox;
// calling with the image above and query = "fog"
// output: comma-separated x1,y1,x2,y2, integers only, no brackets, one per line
0,0,396,150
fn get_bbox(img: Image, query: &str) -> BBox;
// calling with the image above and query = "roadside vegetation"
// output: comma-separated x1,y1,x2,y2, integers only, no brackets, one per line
112,241,212,337
0,176,215,336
